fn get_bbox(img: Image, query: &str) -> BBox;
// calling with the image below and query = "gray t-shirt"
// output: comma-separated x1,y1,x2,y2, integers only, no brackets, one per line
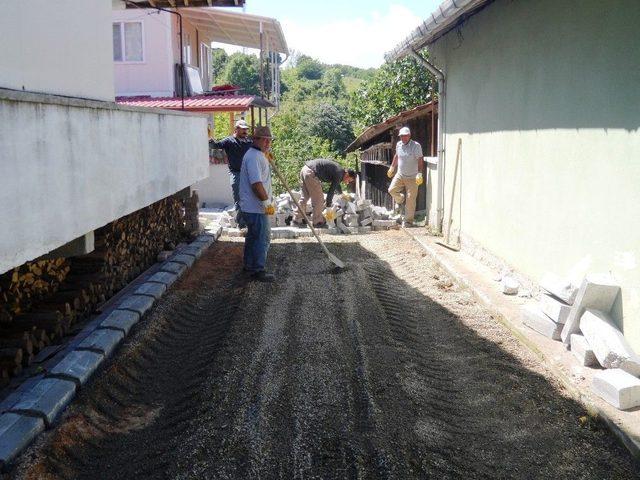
396,139,423,177
239,146,272,214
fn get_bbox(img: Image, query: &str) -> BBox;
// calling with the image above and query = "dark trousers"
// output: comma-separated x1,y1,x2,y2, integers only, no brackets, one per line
229,170,246,228
242,212,271,272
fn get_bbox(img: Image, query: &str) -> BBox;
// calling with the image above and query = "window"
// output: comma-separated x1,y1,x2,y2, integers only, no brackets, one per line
112,22,144,62
200,43,211,89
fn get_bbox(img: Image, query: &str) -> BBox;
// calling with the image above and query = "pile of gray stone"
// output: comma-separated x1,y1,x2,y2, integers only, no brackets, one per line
522,273,640,410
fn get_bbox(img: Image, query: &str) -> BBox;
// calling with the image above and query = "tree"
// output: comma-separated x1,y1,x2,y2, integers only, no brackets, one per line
318,68,347,101
221,52,260,95
211,48,228,83
300,103,354,152
296,55,324,80
349,55,435,131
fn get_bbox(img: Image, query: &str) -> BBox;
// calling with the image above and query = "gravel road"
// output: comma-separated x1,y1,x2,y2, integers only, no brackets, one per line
10,231,639,479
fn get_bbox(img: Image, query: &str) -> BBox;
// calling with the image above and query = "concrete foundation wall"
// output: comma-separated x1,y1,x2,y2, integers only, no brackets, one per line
0,0,114,101
195,164,234,208
0,89,209,274
429,0,640,347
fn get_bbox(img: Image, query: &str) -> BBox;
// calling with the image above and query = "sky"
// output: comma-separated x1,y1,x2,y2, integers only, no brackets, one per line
212,0,443,69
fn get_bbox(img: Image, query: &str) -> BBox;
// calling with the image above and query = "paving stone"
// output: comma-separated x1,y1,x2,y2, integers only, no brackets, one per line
358,226,372,234
99,309,139,334
0,413,45,466
522,304,562,340
117,294,155,317
48,350,104,387
372,219,397,228
560,274,621,343
501,276,519,295
195,234,215,245
9,378,76,427
181,245,204,258
147,271,178,287
134,282,166,300
580,309,639,372
77,329,124,357
171,254,196,268
157,250,173,262
592,369,640,410
360,217,372,226
539,293,571,324
160,261,187,276
570,334,599,367
539,272,579,305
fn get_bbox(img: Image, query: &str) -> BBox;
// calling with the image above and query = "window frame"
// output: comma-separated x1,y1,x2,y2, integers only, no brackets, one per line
113,21,146,64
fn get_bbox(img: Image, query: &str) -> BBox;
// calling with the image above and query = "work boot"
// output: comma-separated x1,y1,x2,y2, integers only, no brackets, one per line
402,220,416,228
313,222,328,229
251,271,275,282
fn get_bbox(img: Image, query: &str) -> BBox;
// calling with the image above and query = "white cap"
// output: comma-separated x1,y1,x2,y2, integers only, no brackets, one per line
399,126,410,136
235,119,249,129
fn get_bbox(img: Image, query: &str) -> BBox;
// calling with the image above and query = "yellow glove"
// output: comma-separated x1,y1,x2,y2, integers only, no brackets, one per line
387,166,395,179
341,193,351,202
416,172,424,186
264,203,275,215
323,208,336,222
265,150,275,164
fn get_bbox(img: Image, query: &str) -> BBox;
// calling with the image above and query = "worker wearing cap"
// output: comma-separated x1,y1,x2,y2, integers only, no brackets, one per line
210,119,252,228
239,126,276,282
387,126,424,227
292,159,356,228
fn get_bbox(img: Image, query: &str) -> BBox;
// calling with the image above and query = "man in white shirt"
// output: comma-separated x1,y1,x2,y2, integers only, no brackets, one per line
239,126,276,282
387,126,424,227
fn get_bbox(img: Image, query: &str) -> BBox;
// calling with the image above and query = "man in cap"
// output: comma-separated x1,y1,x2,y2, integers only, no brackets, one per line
239,126,276,282
292,159,357,228
387,126,424,227
210,119,252,228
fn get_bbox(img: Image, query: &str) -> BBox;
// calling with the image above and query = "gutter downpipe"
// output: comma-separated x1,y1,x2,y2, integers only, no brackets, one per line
155,6,185,110
408,48,446,233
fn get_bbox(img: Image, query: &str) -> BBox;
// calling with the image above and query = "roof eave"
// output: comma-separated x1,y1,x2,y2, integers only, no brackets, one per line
384,0,491,62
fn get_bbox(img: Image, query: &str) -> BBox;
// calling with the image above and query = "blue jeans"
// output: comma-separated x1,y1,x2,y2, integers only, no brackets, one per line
242,212,271,272
229,170,246,228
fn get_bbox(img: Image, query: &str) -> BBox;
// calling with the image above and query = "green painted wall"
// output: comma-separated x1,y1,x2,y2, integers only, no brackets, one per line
429,0,640,347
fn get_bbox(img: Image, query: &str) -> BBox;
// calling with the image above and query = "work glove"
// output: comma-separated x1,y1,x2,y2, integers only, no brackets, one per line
341,193,351,202
265,150,275,164
416,172,424,186
323,207,337,222
263,201,275,215
387,166,396,179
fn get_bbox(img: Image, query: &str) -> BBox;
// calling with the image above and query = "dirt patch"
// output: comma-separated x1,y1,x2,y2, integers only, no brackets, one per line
8,232,640,479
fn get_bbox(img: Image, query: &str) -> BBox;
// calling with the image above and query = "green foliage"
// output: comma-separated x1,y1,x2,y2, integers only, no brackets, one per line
300,103,354,152
220,53,260,95
295,55,324,80
211,48,228,83
349,55,435,132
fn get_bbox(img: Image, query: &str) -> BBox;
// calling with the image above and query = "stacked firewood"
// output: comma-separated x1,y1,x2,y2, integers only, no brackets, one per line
0,195,190,383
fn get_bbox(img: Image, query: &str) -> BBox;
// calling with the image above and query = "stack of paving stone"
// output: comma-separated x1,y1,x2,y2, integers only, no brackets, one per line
0,232,220,468
522,272,640,410
324,194,400,235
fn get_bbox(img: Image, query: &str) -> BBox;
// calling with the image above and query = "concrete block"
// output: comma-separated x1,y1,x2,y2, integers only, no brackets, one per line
182,245,204,258
336,220,350,235
170,254,195,268
539,272,578,305
522,304,562,340
195,234,215,245
48,350,104,387
539,293,571,324
580,309,638,371
570,334,599,367
77,329,124,357
372,219,397,228
147,271,178,287
560,274,621,343
0,413,45,466
9,378,76,427
360,217,372,226
157,250,173,262
134,282,166,300
358,226,372,234
343,214,359,227
99,309,139,334
160,261,187,276
117,295,155,317
592,369,640,410
501,276,519,295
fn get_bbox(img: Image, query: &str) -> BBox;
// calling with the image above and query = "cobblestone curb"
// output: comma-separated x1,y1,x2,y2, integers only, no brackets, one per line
0,231,219,468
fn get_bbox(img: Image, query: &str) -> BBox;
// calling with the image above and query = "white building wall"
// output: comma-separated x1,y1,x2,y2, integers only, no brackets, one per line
195,164,234,208
0,89,209,275
113,9,176,97
0,0,114,101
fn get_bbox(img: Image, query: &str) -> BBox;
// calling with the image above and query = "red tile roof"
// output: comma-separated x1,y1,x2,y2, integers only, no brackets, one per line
116,95,274,112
